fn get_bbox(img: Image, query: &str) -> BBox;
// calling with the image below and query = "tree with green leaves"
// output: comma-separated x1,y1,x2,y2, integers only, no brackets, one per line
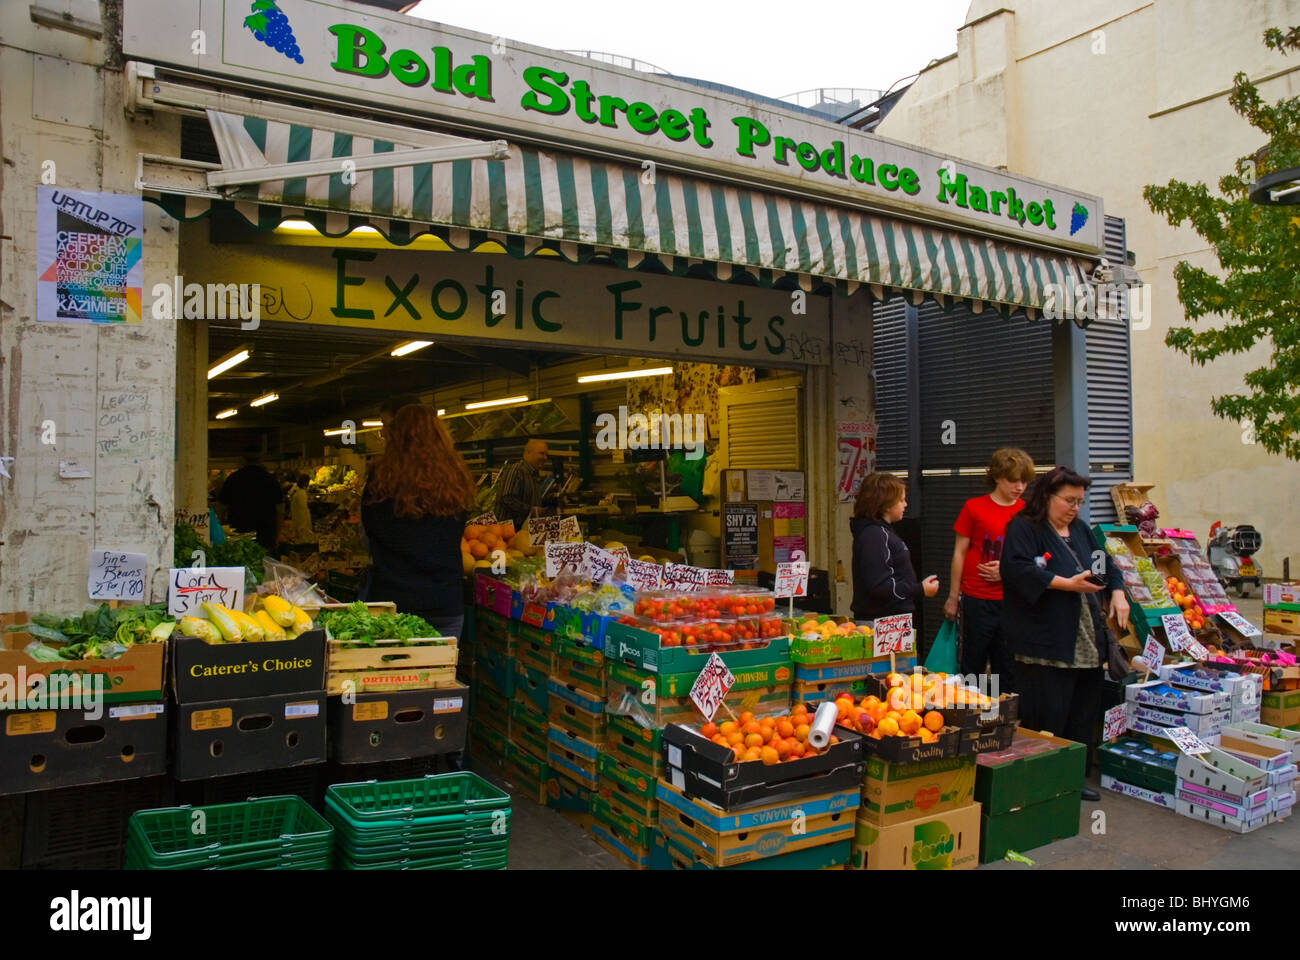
1144,26,1300,458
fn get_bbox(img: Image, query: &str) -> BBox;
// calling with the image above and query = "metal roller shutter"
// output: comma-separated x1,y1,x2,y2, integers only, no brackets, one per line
1086,216,1135,523
872,298,911,472
718,379,802,470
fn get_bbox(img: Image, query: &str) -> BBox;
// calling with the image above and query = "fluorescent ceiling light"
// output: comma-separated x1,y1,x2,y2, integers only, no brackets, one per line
323,427,350,436
207,348,251,380
361,419,383,427
465,395,529,411
215,408,238,420
437,409,445,416
250,392,278,407
391,340,433,357
577,366,674,384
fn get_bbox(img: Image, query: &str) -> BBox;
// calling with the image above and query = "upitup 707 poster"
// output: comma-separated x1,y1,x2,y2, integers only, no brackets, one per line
36,186,143,325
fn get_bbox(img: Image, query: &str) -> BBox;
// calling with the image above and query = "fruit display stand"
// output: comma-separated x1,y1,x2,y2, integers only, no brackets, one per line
1095,524,1181,641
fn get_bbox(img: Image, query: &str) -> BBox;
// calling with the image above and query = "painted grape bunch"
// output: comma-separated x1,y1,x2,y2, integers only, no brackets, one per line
244,0,303,64
1069,201,1089,236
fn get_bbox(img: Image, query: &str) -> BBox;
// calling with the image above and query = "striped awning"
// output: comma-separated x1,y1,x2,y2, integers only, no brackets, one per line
145,110,1097,319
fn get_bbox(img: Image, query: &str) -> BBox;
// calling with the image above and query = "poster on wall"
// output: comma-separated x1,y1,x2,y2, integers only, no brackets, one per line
722,503,759,570
836,420,877,503
36,187,143,325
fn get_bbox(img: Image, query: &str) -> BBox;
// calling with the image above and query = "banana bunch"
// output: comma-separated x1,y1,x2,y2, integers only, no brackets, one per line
178,596,313,644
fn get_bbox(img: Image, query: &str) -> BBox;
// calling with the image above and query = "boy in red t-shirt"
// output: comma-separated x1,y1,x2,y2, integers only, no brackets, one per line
943,448,1036,692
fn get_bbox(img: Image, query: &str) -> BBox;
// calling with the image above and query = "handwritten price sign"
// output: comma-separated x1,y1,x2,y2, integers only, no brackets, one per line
689,652,736,722
662,562,712,592
1184,638,1210,661
625,558,664,590
545,541,589,578
1168,725,1211,756
1162,613,1193,652
773,561,810,598
1219,611,1262,637
527,515,581,546
704,568,736,586
1139,636,1166,672
1103,704,1129,743
872,613,914,657
168,566,244,617
88,549,148,601
607,545,630,570
586,543,618,585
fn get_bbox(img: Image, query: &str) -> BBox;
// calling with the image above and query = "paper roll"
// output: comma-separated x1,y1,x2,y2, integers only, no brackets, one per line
809,701,838,750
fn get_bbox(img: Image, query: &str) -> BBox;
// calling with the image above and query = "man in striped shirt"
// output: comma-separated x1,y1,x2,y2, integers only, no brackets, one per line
495,438,549,530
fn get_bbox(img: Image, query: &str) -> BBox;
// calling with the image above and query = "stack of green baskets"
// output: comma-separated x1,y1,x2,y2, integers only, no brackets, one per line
324,772,512,870
125,796,333,870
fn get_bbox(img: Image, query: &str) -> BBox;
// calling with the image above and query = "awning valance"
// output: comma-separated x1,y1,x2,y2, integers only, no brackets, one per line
143,110,1096,319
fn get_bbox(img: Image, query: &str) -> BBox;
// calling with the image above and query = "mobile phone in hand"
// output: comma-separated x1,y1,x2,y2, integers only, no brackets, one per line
1084,573,1106,587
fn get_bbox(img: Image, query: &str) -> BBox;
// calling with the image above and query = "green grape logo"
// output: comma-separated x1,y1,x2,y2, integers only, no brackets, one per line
1070,202,1089,236
244,0,303,64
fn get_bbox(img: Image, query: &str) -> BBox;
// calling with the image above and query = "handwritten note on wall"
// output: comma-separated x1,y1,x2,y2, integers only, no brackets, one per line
96,388,155,460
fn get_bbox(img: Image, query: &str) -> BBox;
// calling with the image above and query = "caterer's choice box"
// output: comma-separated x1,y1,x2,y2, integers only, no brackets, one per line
169,628,327,779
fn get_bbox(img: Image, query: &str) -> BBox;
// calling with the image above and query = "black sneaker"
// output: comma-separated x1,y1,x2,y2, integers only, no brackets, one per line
1082,787,1101,801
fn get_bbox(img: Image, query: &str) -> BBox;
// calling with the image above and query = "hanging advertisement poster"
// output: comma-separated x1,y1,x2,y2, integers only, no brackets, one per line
36,187,143,325
836,420,877,503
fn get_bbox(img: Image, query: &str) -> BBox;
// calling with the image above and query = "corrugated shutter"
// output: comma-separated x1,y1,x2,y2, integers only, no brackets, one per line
916,300,1055,468
872,297,910,472
1086,216,1134,523
719,379,802,469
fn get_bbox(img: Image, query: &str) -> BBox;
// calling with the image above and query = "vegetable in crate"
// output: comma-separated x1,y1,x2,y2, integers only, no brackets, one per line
8,603,175,660
1124,501,1160,538
317,601,443,647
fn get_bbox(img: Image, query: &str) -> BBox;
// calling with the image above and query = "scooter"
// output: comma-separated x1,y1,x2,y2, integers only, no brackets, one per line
1207,522,1263,598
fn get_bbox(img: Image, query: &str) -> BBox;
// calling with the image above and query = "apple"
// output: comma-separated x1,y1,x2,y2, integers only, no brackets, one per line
857,713,876,735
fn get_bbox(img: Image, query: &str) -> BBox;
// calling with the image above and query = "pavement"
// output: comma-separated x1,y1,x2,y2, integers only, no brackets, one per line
483,593,1289,870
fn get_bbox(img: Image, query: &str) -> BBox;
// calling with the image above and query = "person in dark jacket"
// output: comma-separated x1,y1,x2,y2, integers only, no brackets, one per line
851,472,940,621
1000,466,1131,800
359,404,474,640
218,450,283,551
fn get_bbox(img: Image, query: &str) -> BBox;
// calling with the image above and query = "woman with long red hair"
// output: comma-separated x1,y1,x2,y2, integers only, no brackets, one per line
360,403,475,639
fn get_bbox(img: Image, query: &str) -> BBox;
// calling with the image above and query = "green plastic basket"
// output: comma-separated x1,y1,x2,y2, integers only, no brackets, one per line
336,849,510,871
324,798,508,839
126,796,333,869
325,772,510,824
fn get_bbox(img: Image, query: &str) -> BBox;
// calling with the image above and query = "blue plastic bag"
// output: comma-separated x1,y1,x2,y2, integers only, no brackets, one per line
925,618,959,674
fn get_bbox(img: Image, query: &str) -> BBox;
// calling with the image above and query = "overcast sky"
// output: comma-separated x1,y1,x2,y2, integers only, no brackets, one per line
409,0,973,104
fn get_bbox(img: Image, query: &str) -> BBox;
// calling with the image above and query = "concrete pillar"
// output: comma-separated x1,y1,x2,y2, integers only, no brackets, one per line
827,289,874,614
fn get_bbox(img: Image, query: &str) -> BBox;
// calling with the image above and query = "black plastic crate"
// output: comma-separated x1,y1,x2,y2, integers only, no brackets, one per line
22,776,171,868
173,765,326,810
328,686,469,765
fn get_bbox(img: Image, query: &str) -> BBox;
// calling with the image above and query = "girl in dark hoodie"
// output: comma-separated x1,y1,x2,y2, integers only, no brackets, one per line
851,472,940,621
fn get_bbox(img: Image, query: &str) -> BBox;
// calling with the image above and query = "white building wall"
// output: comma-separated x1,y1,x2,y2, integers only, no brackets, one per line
879,0,1300,574
0,0,181,609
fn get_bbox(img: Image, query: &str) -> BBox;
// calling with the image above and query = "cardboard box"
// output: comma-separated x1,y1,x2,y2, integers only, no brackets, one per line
1098,738,1179,795
607,713,662,779
515,630,557,676
1217,733,1293,772
596,752,658,825
850,802,981,870
591,821,650,869
1175,797,1275,833
1125,680,1229,715
472,684,511,741
0,613,168,707
1259,707,1300,730
1100,774,1176,810
975,728,1086,816
170,629,326,703
172,692,326,780
980,792,1080,863
606,676,792,728
547,690,607,742
859,724,963,764
509,703,550,764
327,684,467,764
1175,779,1270,820
504,749,551,805
548,723,601,788
657,779,858,868
1175,744,1269,801
958,721,1017,755
0,702,167,794
1263,583,1300,609
474,645,515,698
468,723,509,768
1130,704,1230,737
654,829,852,870
1157,662,1252,697
552,651,606,694
794,678,870,705
1265,609,1300,636
546,773,593,813
1221,721,1300,762
859,754,976,826
608,658,790,700
514,662,548,714
662,722,865,810
788,623,866,664
592,794,656,849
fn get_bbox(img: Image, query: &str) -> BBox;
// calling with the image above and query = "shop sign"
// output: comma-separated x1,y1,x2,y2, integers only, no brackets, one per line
87,549,148,602
36,187,143,325
183,246,831,368
746,470,805,500
662,562,715,592
124,0,1103,252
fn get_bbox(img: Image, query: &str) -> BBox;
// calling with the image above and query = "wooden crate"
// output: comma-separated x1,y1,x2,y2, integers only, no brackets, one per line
304,601,398,616
326,666,459,695
326,638,459,695
1111,482,1156,518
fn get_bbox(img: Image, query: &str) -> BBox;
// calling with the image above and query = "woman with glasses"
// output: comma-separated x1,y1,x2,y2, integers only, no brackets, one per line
1000,467,1130,800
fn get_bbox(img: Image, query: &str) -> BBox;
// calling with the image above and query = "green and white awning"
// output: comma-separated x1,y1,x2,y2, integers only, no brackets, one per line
144,110,1096,319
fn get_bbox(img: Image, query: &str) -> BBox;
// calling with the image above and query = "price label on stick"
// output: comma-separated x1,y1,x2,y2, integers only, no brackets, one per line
544,541,588,579
624,558,664,590
88,549,148,601
1168,725,1211,756
1219,611,1262,637
1139,636,1166,672
1103,704,1128,743
1184,638,1210,661
872,613,914,656
689,652,735,722
586,543,618,585
773,561,810,599
1161,613,1193,652
168,566,245,617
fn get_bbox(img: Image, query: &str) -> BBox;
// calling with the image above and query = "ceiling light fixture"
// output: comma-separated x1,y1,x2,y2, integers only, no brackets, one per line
361,419,383,427
250,392,279,407
391,340,434,357
437,409,446,416
464,395,530,411
207,348,251,380
215,408,238,419
323,427,349,436
577,366,674,384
